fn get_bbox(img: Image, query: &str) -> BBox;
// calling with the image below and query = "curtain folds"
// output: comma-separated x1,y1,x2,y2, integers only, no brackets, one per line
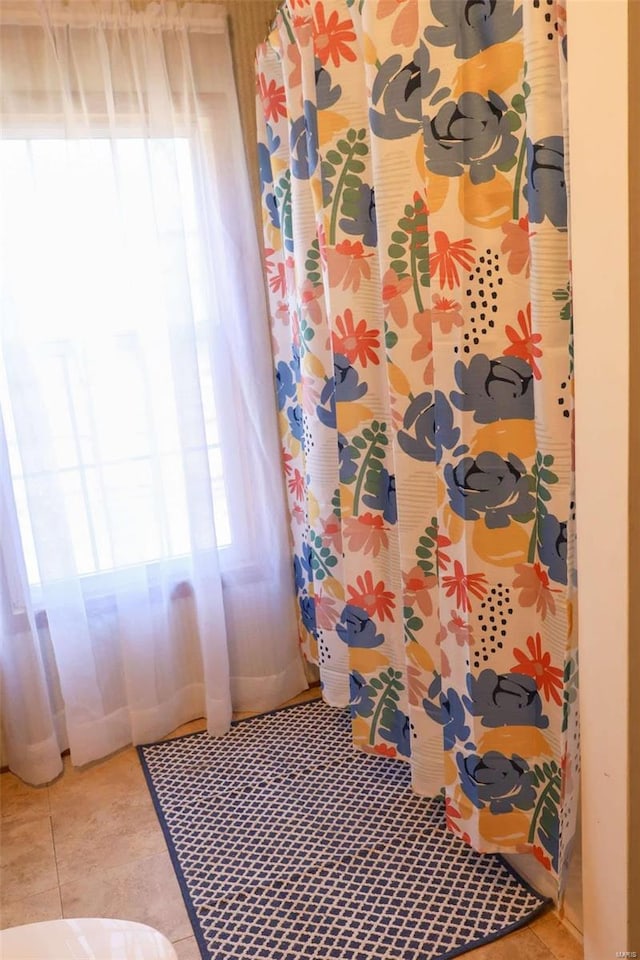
0,0,307,784
256,0,578,886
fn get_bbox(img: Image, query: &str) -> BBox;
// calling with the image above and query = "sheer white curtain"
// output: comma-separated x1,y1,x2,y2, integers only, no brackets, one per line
0,1,307,784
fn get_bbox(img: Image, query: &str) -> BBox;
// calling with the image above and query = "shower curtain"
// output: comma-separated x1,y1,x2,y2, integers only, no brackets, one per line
256,0,578,886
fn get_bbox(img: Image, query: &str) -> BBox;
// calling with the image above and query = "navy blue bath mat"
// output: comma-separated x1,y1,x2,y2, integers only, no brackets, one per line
138,699,550,960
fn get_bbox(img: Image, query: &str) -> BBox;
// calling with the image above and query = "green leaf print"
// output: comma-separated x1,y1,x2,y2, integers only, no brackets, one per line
415,517,439,577
527,452,559,563
322,128,369,244
274,170,293,254
368,667,405,746
351,421,388,516
387,193,430,312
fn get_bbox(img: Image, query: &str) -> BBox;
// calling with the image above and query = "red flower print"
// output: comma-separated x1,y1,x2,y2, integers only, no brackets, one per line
512,562,560,619
320,513,342,553
429,231,476,290
533,845,552,871
292,503,305,525
287,468,305,501
257,73,287,124
374,743,397,758
316,223,327,265
331,309,380,366
436,533,452,571
269,261,287,296
376,0,419,47
347,570,396,621
342,513,389,557
501,216,533,278
504,302,543,379
312,3,357,67
263,247,276,274
314,589,339,630
407,663,430,706
299,280,323,326
511,632,563,705
325,239,373,292
447,613,473,647
382,268,413,327
432,294,464,334
411,309,434,385
441,560,488,613
281,449,293,476
403,566,437,618
445,798,471,844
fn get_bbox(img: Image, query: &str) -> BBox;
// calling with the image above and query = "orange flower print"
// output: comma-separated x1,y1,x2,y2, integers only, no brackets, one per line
287,467,305,501
512,562,560,619
382,268,413,327
441,560,488,613
312,3,357,67
411,309,434,385
325,239,372,292
347,570,396,621
314,590,339,630
376,0,419,47
511,632,563,705
342,513,388,557
501,216,533,278
407,663,430,706
432,295,464,334
374,743,397,758
532,845,552,871
269,261,287,296
316,223,327,265
403,566,437,618
292,503,305,525
331,309,380,367
504,302,543,380
445,798,471,844
320,513,342,553
429,231,476,290
257,73,287,124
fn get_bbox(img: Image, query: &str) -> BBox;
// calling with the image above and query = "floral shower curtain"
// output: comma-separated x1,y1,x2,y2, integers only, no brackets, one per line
256,0,578,885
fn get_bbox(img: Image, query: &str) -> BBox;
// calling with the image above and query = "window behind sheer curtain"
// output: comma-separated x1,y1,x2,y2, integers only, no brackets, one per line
0,134,231,587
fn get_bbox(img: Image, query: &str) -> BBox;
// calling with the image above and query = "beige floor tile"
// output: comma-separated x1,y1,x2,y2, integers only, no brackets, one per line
0,886,62,931
60,851,193,944
48,748,148,819
531,911,584,959
0,773,50,825
0,816,58,905
460,926,556,960
172,935,202,959
52,796,167,885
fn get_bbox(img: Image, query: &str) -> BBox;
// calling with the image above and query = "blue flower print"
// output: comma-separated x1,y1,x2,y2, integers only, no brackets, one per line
397,390,460,463
336,604,384,648
422,688,470,750
265,192,279,229
538,513,568,585
315,61,341,110
300,542,314,580
338,433,358,483
334,354,368,402
362,468,397,524
276,360,296,411
317,376,336,429
350,671,375,719
258,142,273,196
369,40,441,140
339,183,377,248
426,0,522,58
287,403,304,443
450,355,534,423
464,670,549,729
299,595,317,635
524,136,567,230
290,101,319,180
457,750,537,814
444,452,535,527
379,706,411,757
293,555,306,592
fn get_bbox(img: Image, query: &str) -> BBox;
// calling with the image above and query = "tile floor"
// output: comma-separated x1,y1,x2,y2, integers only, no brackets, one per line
0,688,582,960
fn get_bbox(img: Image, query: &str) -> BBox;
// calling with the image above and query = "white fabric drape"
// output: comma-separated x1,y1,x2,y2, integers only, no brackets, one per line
0,1,307,784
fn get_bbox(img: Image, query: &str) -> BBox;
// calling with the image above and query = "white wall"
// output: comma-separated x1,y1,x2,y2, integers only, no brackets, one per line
568,1,630,957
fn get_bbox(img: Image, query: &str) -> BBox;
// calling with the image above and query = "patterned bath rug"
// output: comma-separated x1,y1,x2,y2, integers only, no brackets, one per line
138,699,550,960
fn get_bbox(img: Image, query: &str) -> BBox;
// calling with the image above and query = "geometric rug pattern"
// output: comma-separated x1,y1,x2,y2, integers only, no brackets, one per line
138,700,550,960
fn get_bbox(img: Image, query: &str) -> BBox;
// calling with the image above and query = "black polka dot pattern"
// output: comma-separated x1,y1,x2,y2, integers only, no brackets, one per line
454,250,501,357
472,583,513,670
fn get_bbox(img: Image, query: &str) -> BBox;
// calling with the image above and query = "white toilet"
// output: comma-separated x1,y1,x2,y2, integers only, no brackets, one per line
0,918,179,959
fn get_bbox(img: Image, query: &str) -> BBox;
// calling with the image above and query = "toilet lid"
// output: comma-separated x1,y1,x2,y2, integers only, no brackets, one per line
0,918,179,959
